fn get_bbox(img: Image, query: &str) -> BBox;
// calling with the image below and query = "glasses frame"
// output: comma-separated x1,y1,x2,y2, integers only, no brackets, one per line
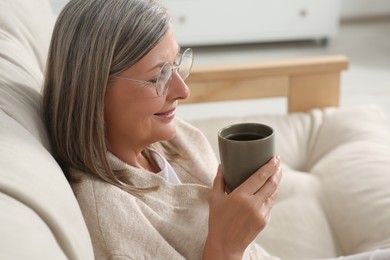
112,48,193,96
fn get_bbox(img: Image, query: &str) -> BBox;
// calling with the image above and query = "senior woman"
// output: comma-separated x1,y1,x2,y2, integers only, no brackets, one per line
42,0,282,259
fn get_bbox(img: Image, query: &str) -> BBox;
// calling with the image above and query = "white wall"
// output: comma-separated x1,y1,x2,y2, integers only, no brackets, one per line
340,0,390,19
50,0,68,14
51,0,390,20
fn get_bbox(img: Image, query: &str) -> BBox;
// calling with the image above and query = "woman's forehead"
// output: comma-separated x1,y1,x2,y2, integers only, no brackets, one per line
129,29,179,72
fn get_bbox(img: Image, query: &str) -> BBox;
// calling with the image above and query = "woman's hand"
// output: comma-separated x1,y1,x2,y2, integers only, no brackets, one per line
203,156,282,260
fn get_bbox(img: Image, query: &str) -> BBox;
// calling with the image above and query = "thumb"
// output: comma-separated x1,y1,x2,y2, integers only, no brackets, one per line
212,165,225,193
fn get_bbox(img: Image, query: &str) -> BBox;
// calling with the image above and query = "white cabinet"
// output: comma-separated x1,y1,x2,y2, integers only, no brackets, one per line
160,0,340,46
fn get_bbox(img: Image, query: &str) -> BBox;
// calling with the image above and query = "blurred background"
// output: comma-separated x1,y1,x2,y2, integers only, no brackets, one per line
49,0,390,120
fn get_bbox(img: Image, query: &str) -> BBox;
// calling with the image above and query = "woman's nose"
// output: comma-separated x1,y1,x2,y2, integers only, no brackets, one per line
166,71,190,100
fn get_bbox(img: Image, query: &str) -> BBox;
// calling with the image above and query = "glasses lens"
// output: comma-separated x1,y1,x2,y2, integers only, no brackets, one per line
154,48,193,96
156,62,173,96
177,48,193,80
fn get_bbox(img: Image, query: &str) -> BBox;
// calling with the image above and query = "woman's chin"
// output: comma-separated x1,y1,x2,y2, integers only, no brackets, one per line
157,124,177,142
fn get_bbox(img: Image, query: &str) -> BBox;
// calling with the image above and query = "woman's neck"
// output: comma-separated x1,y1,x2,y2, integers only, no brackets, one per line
138,150,160,173
109,147,160,173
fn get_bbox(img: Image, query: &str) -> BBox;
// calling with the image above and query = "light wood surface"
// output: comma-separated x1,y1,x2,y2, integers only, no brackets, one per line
182,55,349,113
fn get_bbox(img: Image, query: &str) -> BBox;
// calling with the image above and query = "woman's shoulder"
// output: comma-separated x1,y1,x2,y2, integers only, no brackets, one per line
173,117,210,145
68,169,161,259
69,169,137,207
174,117,202,133
172,117,215,156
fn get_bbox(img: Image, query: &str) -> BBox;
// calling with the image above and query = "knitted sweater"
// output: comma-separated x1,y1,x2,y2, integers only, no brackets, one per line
70,118,276,260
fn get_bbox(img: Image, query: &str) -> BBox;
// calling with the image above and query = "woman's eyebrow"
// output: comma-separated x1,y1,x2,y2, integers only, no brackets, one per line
147,61,166,73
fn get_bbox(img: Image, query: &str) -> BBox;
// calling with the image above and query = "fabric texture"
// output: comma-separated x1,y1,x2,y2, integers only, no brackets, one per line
152,150,182,184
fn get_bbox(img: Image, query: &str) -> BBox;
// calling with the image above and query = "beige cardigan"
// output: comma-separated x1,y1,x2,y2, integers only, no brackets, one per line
71,118,276,260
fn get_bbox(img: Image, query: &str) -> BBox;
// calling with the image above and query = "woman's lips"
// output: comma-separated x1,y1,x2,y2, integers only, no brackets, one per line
154,108,176,119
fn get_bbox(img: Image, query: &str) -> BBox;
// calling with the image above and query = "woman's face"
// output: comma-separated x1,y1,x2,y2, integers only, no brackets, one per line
104,29,190,158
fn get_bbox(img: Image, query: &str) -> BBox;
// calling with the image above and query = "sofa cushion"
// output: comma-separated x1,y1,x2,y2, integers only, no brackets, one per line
0,102,94,260
188,105,390,259
0,0,54,74
0,0,94,259
0,83,51,149
0,192,67,259
308,106,390,254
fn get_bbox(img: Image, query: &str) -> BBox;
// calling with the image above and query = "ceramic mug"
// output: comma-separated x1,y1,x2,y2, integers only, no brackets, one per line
218,122,275,192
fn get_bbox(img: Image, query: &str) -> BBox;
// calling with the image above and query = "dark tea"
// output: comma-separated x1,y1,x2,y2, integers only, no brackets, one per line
225,132,265,141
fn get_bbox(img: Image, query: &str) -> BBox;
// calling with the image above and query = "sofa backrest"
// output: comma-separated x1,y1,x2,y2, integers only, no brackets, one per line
0,0,94,259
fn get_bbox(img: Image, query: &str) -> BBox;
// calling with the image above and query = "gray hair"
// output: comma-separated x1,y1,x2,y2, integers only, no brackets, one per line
42,0,171,192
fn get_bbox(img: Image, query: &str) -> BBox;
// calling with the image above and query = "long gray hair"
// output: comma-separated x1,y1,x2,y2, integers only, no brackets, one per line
42,0,172,192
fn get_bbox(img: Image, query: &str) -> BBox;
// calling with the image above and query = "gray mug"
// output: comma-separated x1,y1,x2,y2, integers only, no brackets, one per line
218,122,275,192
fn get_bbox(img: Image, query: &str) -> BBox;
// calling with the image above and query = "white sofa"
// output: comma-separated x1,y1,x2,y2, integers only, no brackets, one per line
0,0,93,259
1,0,390,259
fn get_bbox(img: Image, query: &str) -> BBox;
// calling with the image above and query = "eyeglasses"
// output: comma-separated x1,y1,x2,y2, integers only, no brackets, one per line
112,48,193,96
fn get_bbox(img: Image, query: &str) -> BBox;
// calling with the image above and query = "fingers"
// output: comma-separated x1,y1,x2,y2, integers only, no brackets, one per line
235,156,281,195
259,195,274,225
253,166,282,210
